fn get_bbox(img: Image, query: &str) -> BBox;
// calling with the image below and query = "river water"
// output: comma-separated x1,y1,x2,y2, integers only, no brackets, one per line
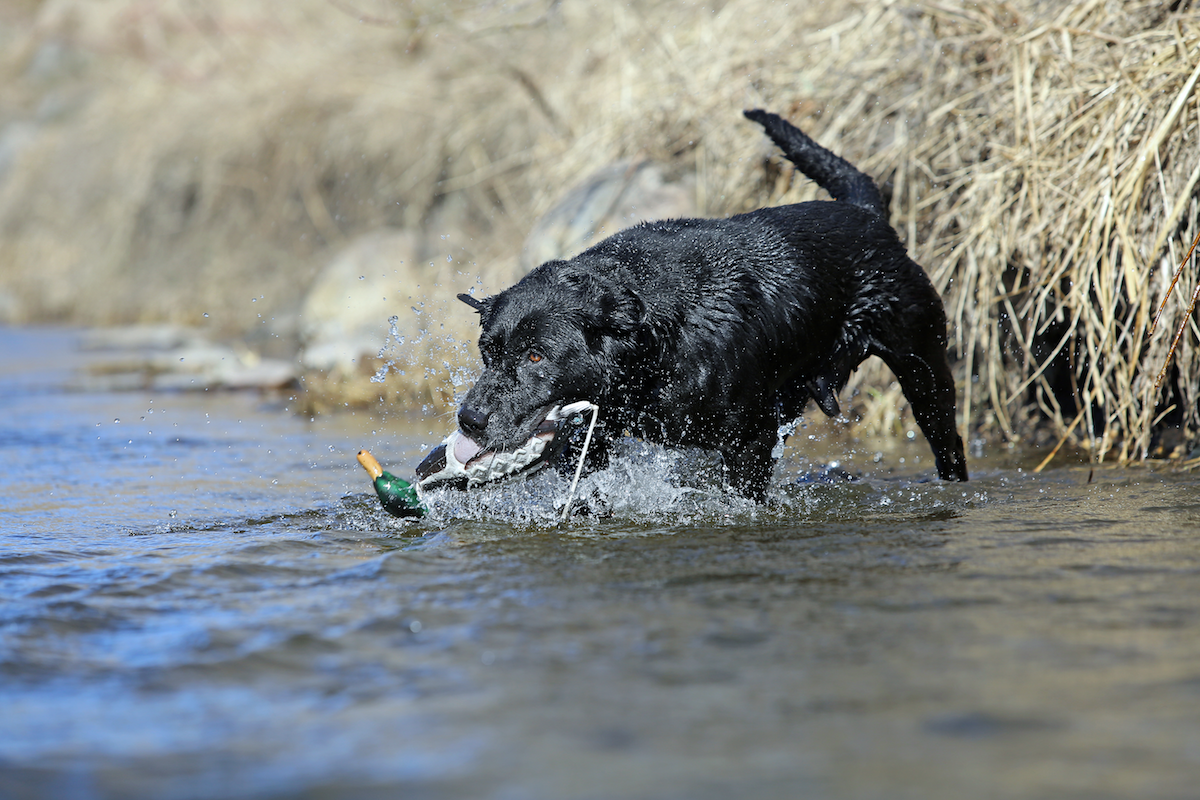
2,327,1198,799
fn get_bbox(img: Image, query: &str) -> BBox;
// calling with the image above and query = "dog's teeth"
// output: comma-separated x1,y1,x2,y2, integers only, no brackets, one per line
465,437,545,484
450,429,558,488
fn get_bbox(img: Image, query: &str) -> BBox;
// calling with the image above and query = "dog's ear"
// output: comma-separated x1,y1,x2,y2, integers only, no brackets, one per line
605,290,645,336
457,292,494,323
457,292,486,311
560,272,644,338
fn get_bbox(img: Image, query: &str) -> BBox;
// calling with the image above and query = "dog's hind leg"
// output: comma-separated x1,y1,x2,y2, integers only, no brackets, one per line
876,332,969,482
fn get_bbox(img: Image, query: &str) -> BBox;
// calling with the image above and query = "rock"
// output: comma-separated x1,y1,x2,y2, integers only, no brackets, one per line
77,326,295,392
519,161,695,271
80,324,206,352
293,227,494,414
299,229,424,374
156,343,296,390
214,357,297,390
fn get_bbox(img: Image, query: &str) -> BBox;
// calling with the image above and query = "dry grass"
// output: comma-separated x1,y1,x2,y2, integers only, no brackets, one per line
1,0,1197,459
897,0,1200,462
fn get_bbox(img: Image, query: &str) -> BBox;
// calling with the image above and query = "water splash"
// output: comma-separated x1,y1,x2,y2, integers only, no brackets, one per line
394,439,993,531
773,416,802,459
371,311,477,401
371,315,405,384
411,439,760,529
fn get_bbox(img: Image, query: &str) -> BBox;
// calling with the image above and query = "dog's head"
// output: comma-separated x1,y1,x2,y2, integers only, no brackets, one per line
453,261,644,463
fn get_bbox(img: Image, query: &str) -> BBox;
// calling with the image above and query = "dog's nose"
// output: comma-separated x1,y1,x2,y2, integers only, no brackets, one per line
457,405,490,442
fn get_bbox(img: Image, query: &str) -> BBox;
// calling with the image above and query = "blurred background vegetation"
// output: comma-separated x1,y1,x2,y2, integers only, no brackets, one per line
1,0,1197,463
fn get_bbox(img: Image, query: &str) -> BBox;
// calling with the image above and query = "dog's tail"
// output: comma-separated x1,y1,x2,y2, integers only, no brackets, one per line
744,109,886,217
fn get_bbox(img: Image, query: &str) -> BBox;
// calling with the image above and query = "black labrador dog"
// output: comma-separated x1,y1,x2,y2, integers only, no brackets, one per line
452,109,968,500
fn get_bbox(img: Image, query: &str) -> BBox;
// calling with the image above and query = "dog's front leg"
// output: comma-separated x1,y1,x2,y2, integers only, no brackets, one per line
718,417,779,502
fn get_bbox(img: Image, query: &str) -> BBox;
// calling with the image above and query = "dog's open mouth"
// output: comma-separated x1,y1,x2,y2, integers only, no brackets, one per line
415,401,595,490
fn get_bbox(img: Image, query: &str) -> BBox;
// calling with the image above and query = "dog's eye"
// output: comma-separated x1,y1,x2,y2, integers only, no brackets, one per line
528,351,544,364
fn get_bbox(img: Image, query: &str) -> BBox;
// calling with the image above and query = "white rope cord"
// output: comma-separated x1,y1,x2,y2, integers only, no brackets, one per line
561,403,599,523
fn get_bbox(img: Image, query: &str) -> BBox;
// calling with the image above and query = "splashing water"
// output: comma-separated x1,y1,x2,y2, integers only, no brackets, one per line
773,416,802,459
370,430,997,532
371,315,405,384
371,312,475,393
406,439,766,528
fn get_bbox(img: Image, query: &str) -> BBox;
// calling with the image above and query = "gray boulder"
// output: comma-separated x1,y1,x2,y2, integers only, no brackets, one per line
519,161,694,272
299,229,423,374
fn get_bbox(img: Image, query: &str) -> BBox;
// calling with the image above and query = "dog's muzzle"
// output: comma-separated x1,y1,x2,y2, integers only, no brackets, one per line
414,401,596,489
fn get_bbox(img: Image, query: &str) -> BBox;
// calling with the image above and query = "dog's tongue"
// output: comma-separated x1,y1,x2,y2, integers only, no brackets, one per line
453,432,483,464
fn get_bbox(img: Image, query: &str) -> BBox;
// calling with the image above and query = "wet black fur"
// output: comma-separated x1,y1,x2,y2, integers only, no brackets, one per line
454,109,968,500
